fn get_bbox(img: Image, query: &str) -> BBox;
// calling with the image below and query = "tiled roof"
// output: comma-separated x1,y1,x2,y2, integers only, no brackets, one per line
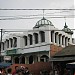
54,45,75,57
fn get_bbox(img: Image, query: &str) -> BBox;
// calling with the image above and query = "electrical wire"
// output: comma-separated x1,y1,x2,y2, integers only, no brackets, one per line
0,9,74,20
0,8,75,10
0,9,74,18
0,15,74,20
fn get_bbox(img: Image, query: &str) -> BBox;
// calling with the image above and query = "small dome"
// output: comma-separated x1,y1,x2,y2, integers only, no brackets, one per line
33,17,54,28
62,22,73,34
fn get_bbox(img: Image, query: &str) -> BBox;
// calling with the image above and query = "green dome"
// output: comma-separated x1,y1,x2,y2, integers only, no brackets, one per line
62,22,73,34
34,17,54,28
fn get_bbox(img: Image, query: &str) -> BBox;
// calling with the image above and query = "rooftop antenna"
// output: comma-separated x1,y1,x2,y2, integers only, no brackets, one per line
64,17,66,22
64,17,68,28
43,9,45,18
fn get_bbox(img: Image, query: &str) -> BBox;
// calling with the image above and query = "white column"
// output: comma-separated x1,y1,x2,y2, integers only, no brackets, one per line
37,53,40,62
38,56,40,62
57,33,59,46
34,56,37,63
65,37,68,46
25,56,29,64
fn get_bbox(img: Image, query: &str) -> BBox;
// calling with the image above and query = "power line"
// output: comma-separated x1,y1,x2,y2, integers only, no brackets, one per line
0,9,74,20
0,15,74,20
0,8,75,10
0,10,73,17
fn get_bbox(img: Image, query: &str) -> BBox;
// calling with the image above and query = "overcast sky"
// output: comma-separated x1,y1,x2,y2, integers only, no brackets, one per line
0,0,74,37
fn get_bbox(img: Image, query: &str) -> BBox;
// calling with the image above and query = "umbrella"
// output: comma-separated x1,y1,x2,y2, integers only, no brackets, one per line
66,62,75,68
0,62,11,68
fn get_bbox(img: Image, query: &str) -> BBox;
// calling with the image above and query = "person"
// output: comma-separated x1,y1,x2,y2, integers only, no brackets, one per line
17,70,23,75
12,66,19,75
7,68,12,75
22,67,30,75
1,68,7,75
49,70,53,75
64,68,70,75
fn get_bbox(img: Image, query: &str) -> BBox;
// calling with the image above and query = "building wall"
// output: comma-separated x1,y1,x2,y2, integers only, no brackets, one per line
0,22,75,63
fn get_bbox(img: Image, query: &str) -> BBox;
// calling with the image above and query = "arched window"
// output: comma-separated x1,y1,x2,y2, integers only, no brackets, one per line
65,37,68,46
15,57,19,64
62,35,65,45
51,31,54,42
68,38,70,45
40,31,45,42
28,34,33,45
55,32,58,43
29,55,33,64
23,36,27,46
21,56,25,64
6,39,9,48
59,34,62,45
13,37,17,47
40,55,49,62
33,33,38,44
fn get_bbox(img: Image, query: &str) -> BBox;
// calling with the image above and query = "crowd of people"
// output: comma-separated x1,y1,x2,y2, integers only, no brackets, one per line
0,66,30,75
0,64,72,75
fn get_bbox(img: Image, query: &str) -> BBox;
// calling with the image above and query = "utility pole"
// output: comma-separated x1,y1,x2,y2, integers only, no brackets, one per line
1,29,2,42
0,29,3,62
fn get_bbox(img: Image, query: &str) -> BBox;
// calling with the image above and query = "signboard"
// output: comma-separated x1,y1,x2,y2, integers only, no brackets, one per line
4,56,11,60
6,49,16,55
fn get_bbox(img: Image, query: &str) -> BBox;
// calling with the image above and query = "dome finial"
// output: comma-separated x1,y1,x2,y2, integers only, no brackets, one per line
62,18,73,34
64,17,68,28
64,22,68,28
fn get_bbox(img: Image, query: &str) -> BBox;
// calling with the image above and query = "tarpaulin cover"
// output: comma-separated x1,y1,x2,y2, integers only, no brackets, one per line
0,62,11,68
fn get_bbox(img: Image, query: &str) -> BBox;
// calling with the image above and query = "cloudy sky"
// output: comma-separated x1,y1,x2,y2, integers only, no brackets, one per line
0,0,74,36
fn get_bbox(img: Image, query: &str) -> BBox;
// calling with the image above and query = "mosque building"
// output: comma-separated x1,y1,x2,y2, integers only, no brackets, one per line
1,17,75,64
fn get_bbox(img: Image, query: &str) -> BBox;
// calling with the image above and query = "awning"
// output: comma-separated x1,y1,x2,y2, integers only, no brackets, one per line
0,62,12,68
50,57,75,61
66,62,75,68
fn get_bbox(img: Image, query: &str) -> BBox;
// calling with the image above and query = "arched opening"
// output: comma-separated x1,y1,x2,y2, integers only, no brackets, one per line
40,55,49,62
21,56,25,64
15,57,19,64
28,34,33,45
23,36,27,46
33,33,38,44
39,31,45,42
13,37,17,47
29,55,33,64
